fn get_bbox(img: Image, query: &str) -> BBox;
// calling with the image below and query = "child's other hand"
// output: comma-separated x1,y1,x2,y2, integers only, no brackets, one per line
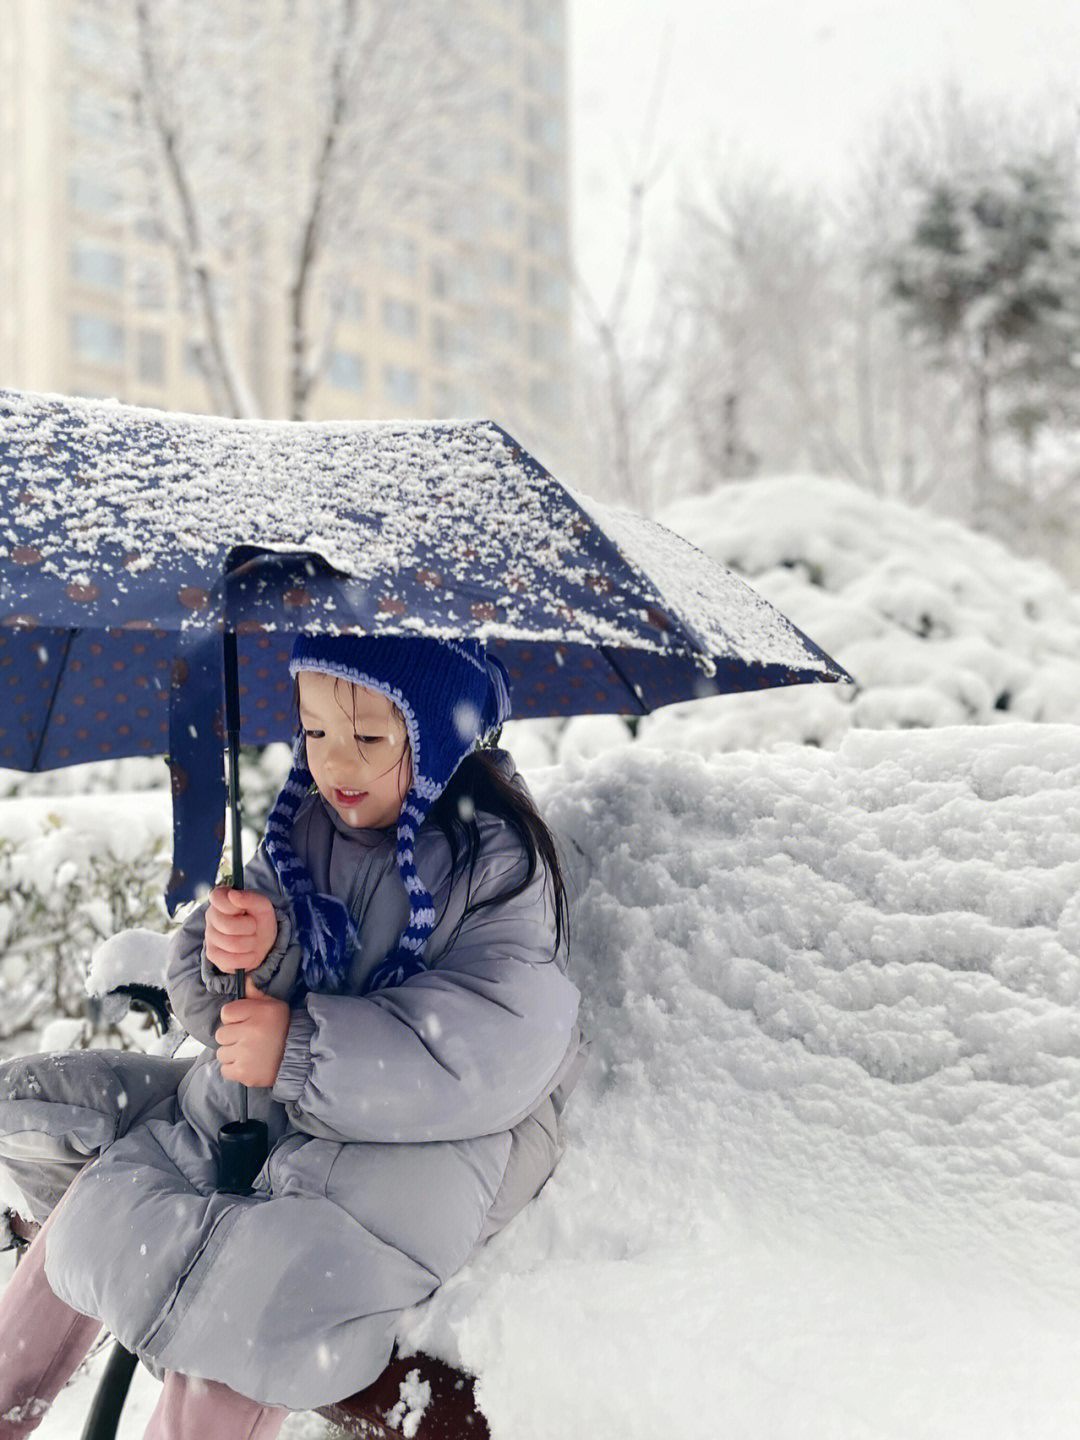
205,887,278,973
215,984,291,1088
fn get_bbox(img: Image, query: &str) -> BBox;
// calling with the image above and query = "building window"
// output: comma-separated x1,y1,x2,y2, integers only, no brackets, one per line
451,200,481,243
71,243,124,290
430,261,482,305
383,235,418,277
526,158,564,205
523,0,564,45
71,314,124,366
527,214,564,258
488,307,518,346
68,172,121,217
340,287,365,323
529,265,568,310
384,365,419,405
524,51,564,97
525,105,564,151
433,317,478,363
487,249,516,286
487,137,516,175
66,14,111,62
67,92,125,141
488,89,514,121
184,341,205,376
488,193,517,232
327,350,367,392
451,145,483,185
382,297,418,339
134,264,166,311
136,329,165,385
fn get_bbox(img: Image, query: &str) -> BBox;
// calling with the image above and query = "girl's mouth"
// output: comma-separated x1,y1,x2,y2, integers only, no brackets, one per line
334,789,367,804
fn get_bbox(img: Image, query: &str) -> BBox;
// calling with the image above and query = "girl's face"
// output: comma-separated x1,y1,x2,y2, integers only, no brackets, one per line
297,670,412,830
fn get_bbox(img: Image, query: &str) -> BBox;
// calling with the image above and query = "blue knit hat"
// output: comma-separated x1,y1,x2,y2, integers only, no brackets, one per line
263,633,511,995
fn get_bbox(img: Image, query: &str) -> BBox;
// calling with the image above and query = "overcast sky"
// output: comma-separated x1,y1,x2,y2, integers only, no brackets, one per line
569,0,1080,303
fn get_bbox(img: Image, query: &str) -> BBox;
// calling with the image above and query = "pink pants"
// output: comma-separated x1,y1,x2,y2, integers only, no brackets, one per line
0,1200,288,1440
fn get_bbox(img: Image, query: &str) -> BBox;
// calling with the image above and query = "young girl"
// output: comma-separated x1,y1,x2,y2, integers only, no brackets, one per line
0,633,584,1438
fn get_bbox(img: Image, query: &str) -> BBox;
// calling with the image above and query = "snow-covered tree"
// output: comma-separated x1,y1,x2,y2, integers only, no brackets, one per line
888,155,1080,522
662,169,877,492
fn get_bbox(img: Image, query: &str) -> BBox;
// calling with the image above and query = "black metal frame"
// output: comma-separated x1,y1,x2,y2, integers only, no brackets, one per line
79,1343,138,1440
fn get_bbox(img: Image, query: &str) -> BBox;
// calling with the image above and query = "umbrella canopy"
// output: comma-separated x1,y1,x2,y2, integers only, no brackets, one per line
0,389,851,902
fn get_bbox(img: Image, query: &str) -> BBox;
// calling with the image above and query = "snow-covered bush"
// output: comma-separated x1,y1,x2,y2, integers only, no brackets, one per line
0,744,291,817
501,475,1080,771
0,755,168,801
0,795,172,1038
640,473,1080,755
0,745,293,1041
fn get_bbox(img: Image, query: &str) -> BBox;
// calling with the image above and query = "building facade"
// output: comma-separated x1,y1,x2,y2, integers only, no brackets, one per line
0,0,570,452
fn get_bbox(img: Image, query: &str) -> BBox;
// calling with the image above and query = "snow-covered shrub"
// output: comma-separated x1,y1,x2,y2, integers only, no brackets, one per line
0,795,171,1039
0,744,291,814
0,755,168,801
644,474,1080,755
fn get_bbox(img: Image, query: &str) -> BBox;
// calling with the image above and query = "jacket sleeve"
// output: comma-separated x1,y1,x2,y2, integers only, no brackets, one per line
164,842,305,1047
271,833,579,1144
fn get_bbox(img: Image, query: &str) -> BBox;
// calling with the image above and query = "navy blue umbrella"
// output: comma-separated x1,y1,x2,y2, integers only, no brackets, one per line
2,388,853,1190
1,388,851,904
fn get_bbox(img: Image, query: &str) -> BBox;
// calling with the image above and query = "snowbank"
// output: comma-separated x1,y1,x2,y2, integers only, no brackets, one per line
400,724,1080,1439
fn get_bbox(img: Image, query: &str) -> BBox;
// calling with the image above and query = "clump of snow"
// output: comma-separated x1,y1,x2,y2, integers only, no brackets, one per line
399,726,1080,1439
570,486,843,673
0,792,171,876
0,756,167,801
37,1017,90,1052
384,1369,432,1438
86,928,171,996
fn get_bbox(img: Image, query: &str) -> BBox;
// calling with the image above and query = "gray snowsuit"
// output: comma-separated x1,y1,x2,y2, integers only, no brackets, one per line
0,769,584,1408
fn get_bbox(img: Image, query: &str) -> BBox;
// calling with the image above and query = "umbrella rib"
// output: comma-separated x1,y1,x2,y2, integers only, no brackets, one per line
31,629,76,770
599,646,650,716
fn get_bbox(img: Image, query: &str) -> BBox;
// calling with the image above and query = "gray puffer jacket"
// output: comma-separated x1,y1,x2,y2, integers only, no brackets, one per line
0,762,584,1408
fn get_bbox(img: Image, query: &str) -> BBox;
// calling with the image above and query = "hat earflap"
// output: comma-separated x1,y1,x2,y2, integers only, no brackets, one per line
263,733,357,992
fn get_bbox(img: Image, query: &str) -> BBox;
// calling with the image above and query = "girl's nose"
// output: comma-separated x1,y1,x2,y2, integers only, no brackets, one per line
324,736,357,767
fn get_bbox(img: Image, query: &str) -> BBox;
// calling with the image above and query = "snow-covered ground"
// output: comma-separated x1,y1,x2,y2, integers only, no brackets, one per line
4,476,1080,1437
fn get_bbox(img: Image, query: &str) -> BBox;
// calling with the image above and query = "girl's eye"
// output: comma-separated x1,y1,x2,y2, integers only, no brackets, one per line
303,729,325,740
356,735,386,747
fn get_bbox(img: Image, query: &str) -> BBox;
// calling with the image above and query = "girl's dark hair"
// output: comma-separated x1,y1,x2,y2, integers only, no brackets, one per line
427,748,569,960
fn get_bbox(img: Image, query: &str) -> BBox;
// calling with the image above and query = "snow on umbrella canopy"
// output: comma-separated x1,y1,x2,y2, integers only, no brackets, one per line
0,389,851,904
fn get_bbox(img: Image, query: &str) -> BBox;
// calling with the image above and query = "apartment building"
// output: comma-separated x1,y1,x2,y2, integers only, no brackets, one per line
0,0,570,448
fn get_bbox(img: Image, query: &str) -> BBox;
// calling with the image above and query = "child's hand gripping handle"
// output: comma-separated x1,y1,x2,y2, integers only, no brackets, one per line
207,889,278,1193
205,888,279,974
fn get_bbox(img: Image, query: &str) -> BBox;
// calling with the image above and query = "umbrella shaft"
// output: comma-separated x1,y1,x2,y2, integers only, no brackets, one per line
224,631,249,1127
223,631,245,890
